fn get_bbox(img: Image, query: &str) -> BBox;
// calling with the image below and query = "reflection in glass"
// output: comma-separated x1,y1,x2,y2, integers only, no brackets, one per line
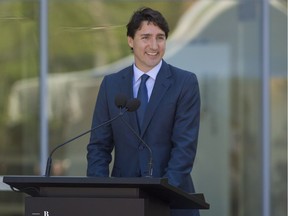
0,1,286,216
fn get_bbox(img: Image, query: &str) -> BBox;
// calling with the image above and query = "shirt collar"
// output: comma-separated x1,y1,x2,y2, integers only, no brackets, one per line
133,60,162,82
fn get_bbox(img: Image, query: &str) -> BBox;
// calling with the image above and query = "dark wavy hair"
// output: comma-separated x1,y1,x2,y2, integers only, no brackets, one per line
126,7,170,39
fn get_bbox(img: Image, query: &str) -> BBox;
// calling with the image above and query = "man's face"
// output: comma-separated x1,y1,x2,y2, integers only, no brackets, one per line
128,21,166,72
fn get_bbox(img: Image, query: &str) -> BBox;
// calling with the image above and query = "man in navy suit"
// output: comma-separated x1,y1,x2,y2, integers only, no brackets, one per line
87,7,201,216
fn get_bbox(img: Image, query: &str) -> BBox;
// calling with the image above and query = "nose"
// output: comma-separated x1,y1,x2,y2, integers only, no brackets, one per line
150,38,158,49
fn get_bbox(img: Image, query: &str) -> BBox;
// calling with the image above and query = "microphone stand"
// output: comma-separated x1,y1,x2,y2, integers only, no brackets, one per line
120,116,153,177
45,108,127,177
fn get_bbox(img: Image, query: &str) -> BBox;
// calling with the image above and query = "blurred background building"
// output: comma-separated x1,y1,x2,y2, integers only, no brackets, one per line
0,1,286,216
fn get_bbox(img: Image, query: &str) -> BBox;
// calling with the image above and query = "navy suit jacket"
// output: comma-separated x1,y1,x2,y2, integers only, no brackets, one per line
87,60,201,216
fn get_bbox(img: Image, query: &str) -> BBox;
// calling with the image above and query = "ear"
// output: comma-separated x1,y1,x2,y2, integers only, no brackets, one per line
127,36,133,49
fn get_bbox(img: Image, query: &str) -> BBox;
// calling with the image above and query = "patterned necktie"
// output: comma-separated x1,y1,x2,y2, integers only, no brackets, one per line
137,74,150,129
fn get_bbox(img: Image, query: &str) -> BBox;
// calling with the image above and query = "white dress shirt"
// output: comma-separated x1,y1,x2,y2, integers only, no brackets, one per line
133,60,162,101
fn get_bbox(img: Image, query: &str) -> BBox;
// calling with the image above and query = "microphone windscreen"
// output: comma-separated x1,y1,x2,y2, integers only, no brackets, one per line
126,99,140,112
115,94,128,108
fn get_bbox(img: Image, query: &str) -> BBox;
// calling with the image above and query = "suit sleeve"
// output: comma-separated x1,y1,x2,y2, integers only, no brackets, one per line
164,73,201,190
86,77,114,177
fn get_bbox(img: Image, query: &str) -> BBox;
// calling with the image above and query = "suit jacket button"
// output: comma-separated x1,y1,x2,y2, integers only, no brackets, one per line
138,145,144,150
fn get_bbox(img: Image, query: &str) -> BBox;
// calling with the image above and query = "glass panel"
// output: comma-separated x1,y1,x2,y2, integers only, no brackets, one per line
46,0,194,176
174,1,263,215
270,1,287,216
0,1,39,214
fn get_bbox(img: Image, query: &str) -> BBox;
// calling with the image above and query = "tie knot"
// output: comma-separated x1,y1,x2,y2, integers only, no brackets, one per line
141,74,149,83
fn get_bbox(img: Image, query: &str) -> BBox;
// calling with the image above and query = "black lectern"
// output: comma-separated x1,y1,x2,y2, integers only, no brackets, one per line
3,176,209,216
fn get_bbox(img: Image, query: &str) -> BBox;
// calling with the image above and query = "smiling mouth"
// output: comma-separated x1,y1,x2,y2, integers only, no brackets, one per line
146,52,158,56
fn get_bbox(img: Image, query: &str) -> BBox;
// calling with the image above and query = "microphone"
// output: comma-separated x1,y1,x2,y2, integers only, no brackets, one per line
115,93,140,112
115,93,128,109
44,95,138,177
119,113,153,177
125,98,140,112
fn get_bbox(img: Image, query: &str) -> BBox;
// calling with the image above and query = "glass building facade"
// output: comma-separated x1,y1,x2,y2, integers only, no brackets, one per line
0,1,286,216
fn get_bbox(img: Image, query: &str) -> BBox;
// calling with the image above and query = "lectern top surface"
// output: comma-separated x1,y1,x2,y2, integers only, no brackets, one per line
3,175,209,209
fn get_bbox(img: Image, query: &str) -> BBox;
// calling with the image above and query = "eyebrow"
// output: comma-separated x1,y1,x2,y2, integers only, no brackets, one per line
140,33,166,37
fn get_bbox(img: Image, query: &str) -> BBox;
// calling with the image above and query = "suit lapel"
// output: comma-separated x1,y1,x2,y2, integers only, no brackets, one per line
141,61,172,136
119,66,140,134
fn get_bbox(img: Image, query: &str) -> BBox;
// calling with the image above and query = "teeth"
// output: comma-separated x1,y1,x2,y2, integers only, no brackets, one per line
147,52,157,56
